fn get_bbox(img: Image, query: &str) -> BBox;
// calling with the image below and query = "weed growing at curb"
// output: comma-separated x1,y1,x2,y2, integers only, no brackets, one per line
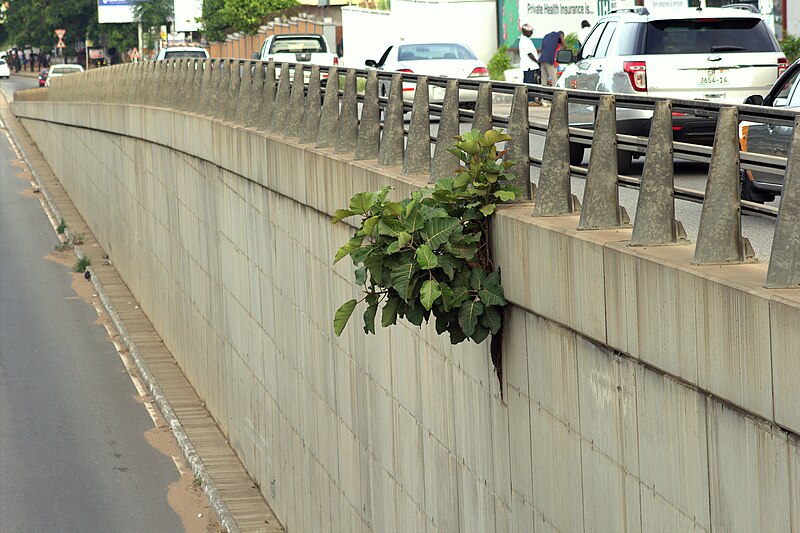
54,240,74,252
56,219,67,234
72,233,86,245
194,475,204,487
74,256,91,273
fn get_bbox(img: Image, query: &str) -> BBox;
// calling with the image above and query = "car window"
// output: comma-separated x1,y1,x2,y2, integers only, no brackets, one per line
52,66,82,74
786,76,800,108
594,21,618,59
269,36,327,54
0,60,5,66
397,44,476,61
164,50,208,59
771,68,800,106
645,18,780,54
580,22,607,60
617,22,646,55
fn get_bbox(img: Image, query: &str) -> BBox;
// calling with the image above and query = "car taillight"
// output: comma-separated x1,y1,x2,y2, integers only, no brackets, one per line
623,61,647,92
778,57,788,77
398,69,413,73
469,67,489,78
333,57,339,66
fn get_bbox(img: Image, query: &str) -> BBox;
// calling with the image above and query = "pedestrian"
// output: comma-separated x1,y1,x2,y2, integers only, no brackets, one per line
518,23,542,106
539,30,566,87
578,20,592,47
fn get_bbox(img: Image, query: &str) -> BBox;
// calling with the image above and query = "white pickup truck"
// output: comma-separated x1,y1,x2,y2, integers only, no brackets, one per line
253,34,339,68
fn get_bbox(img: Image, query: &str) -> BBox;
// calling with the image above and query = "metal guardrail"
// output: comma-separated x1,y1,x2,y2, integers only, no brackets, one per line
40,59,800,287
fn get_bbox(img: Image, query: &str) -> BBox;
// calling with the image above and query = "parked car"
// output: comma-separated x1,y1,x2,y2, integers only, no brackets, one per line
365,42,489,106
555,6,787,172
739,58,800,203
45,64,84,86
155,46,209,60
0,58,10,79
38,68,48,87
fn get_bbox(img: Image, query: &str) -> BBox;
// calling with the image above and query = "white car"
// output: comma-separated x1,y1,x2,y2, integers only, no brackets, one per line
556,6,787,171
45,64,85,86
0,59,10,79
156,46,209,60
366,42,490,106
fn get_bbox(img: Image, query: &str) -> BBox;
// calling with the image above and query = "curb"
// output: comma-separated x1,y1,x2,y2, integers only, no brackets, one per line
0,102,240,533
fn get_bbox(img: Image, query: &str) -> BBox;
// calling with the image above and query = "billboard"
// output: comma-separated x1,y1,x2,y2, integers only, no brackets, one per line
174,0,202,32
98,0,135,24
519,0,635,37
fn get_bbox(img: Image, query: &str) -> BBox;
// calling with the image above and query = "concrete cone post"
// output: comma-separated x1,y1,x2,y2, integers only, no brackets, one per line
472,82,492,134
403,76,431,174
335,69,359,153
200,59,218,116
234,61,253,125
693,106,754,264
224,61,242,121
378,73,405,167
506,85,532,200
766,115,800,287
429,80,461,182
270,63,292,132
317,67,340,148
244,61,265,128
631,100,687,245
286,64,307,137
355,70,380,160
300,65,322,144
578,94,630,229
533,90,578,216
258,61,277,130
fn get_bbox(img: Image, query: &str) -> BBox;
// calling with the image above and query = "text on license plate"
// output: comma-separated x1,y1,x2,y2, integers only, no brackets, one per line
699,69,729,85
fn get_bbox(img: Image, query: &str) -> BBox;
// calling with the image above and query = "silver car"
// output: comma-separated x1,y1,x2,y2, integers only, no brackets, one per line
740,59,800,203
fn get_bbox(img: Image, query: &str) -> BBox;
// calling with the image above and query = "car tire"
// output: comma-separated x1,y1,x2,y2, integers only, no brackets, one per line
569,143,584,166
740,170,775,204
617,150,635,175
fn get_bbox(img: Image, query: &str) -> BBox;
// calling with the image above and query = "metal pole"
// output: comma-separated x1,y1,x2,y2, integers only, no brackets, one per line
138,23,143,57
85,38,89,70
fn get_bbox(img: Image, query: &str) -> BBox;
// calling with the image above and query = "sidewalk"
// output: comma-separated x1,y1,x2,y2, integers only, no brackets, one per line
1,94,283,533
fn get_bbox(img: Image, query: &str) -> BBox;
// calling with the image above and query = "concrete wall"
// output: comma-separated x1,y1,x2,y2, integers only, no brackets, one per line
12,100,800,533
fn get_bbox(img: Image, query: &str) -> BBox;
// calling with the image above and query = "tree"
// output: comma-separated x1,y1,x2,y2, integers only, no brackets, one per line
132,0,173,49
200,0,228,42
198,0,299,41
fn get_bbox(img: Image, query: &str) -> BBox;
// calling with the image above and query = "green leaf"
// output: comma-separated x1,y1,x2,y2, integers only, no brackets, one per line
391,261,417,301
415,245,439,270
458,300,484,337
332,209,355,224
435,315,449,334
420,279,442,311
480,306,502,334
381,297,400,327
437,255,459,280
384,202,404,218
398,231,412,248
494,190,516,202
354,266,367,286
386,240,402,255
363,215,380,235
435,178,455,190
363,302,377,334
444,283,470,310
364,253,384,284
403,206,426,233
470,324,490,344
334,299,357,336
378,219,406,237
469,269,488,290
406,300,425,326
421,217,461,250
478,283,506,306
334,241,359,264
349,192,376,215
454,172,471,188
447,322,467,344
446,243,478,261
479,204,496,217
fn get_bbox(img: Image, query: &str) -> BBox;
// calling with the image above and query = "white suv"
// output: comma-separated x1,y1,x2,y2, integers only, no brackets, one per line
556,6,786,172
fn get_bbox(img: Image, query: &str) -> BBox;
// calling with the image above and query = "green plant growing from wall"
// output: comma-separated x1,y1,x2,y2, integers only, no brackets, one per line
487,45,511,81
332,129,519,363
564,31,580,54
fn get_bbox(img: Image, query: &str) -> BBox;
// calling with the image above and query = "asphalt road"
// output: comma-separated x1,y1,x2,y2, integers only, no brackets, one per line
0,103,187,532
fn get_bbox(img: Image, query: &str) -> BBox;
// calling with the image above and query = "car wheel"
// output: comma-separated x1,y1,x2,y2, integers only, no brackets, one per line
740,170,775,204
569,143,584,166
617,150,635,175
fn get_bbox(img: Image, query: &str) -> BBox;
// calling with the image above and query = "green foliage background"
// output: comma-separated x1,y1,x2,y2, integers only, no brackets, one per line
200,0,298,42
487,45,510,81
781,33,800,63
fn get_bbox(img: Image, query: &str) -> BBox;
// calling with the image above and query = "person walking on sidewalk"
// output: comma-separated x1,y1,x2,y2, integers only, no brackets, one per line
519,24,542,106
539,30,566,87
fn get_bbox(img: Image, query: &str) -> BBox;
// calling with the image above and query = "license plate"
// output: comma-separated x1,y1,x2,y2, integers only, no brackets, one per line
699,69,729,85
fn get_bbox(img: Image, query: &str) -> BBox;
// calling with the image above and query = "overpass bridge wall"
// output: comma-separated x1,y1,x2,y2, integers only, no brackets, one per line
10,91,800,532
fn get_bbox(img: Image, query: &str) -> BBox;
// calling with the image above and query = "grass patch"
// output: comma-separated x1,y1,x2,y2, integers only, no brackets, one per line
74,256,91,273
54,240,73,252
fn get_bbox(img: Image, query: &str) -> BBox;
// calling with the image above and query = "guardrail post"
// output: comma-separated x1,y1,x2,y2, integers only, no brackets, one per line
429,80,460,182
693,107,754,264
173,60,186,109
270,62,292,132
244,61,264,128
287,64,307,137
155,61,169,108
765,115,800,288
234,61,251,124
631,100,686,245
258,61,277,129
378,73,405,167
355,70,380,160
301,65,322,144
472,82,492,134
578,94,630,229
175,60,189,111
403,76,431,174
533,90,579,216
317,66,340,148
198,59,214,114
506,85,532,200
335,68,359,153
201,59,218,116
224,61,242,121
